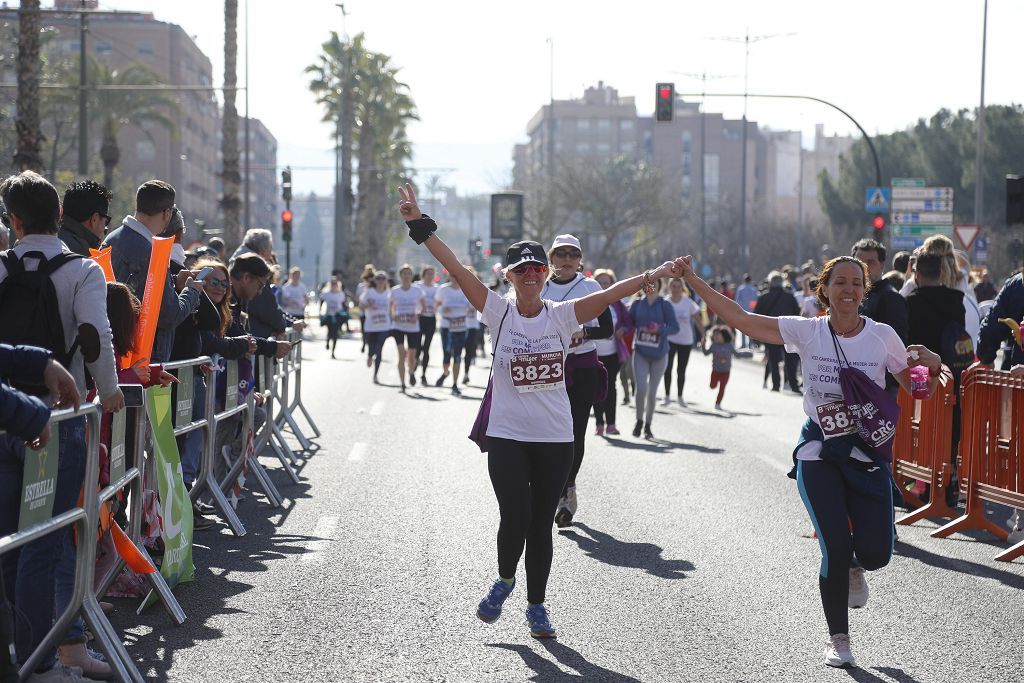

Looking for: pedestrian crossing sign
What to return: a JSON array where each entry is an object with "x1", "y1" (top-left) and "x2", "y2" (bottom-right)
[{"x1": 865, "y1": 187, "x2": 890, "y2": 213}]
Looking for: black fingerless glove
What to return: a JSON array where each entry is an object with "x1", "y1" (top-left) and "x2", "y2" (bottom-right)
[{"x1": 407, "y1": 214, "x2": 437, "y2": 245}]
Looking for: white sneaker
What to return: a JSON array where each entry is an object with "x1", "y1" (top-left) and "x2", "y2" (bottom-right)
[
  {"x1": 823, "y1": 633, "x2": 856, "y2": 668},
  {"x1": 848, "y1": 567, "x2": 869, "y2": 608},
  {"x1": 677, "y1": 397, "x2": 687, "y2": 407},
  {"x1": 662, "y1": 396, "x2": 671, "y2": 406}
]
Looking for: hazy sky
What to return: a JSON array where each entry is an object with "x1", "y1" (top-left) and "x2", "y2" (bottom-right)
[{"x1": 99, "y1": 0, "x2": 1022, "y2": 197}]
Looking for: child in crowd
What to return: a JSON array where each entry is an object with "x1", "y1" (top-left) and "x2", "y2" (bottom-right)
[{"x1": 703, "y1": 325, "x2": 735, "y2": 410}]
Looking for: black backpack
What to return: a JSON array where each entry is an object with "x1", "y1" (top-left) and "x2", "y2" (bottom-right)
[
  {"x1": 939, "y1": 318, "x2": 975, "y2": 379},
  {"x1": 0, "y1": 249, "x2": 83, "y2": 395}
]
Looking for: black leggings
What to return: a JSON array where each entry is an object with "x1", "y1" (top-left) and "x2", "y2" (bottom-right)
[
  {"x1": 664, "y1": 343, "x2": 692, "y2": 397},
  {"x1": 326, "y1": 319, "x2": 342, "y2": 351},
  {"x1": 593, "y1": 353, "x2": 621, "y2": 426},
  {"x1": 464, "y1": 328, "x2": 479, "y2": 367},
  {"x1": 488, "y1": 438, "x2": 573, "y2": 604},
  {"x1": 797, "y1": 458, "x2": 894, "y2": 636},
  {"x1": 564, "y1": 364, "x2": 600, "y2": 493},
  {"x1": 418, "y1": 316, "x2": 436, "y2": 372},
  {"x1": 364, "y1": 331, "x2": 388, "y2": 376}
]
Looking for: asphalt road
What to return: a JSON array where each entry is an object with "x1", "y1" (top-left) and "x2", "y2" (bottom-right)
[{"x1": 109, "y1": 328, "x2": 1024, "y2": 683}]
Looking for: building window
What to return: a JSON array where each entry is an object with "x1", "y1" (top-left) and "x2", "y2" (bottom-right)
[
  {"x1": 136, "y1": 140, "x2": 156, "y2": 161},
  {"x1": 597, "y1": 142, "x2": 611, "y2": 155},
  {"x1": 137, "y1": 41, "x2": 154, "y2": 56},
  {"x1": 577, "y1": 119, "x2": 590, "y2": 131},
  {"x1": 576, "y1": 142, "x2": 591, "y2": 154},
  {"x1": 620, "y1": 142, "x2": 635, "y2": 156},
  {"x1": 597, "y1": 119, "x2": 611, "y2": 131},
  {"x1": 620, "y1": 119, "x2": 634, "y2": 131},
  {"x1": 682, "y1": 131, "x2": 692, "y2": 153},
  {"x1": 704, "y1": 153, "x2": 720, "y2": 198},
  {"x1": 95, "y1": 41, "x2": 112, "y2": 54}
]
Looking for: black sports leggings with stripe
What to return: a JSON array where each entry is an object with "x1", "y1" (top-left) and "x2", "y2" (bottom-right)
[
  {"x1": 796, "y1": 458, "x2": 894, "y2": 636},
  {"x1": 488, "y1": 438, "x2": 573, "y2": 605},
  {"x1": 664, "y1": 342, "x2": 692, "y2": 397}
]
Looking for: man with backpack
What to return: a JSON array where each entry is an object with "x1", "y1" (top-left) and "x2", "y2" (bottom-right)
[
  {"x1": 0, "y1": 171, "x2": 122, "y2": 682},
  {"x1": 101, "y1": 180, "x2": 204, "y2": 363}
]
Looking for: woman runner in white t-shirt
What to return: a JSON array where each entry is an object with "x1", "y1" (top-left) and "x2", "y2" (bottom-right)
[
  {"x1": 359, "y1": 270, "x2": 392, "y2": 384},
  {"x1": 415, "y1": 265, "x2": 438, "y2": 385},
  {"x1": 399, "y1": 183, "x2": 686, "y2": 640},
  {"x1": 678, "y1": 254, "x2": 943, "y2": 669},
  {"x1": 390, "y1": 264, "x2": 425, "y2": 392},
  {"x1": 663, "y1": 277, "x2": 703, "y2": 406}
]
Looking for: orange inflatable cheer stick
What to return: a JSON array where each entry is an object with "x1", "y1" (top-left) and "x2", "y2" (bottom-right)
[
  {"x1": 123, "y1": 236, "x2": 173, "y2": 368},
  {"x1": 88, "y1": 246, "x2": 115, "y2": 283}
]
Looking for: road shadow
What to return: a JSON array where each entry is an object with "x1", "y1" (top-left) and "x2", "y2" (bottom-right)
[
  {"x1": 404, "y1": 392, "x2": 443, "y2": 402},
  {"x1": 894, "y1": 539, "x2": 1024, "y2": 589},
  {"x1": 606, "y1": 438, "x2": 724, "y2": 455},
  {"x1": 558, "y1": 522, "x2": 694, "y2": 579},
  {"x1": 486, "y1": 641, "x2": 641, "y2": 682},
  {"x1": 683, "y1": 407, "x2": 763, "y2": 419},
  {"x1": 871, "y1": 667, "x2": 927, "y2": 683}
]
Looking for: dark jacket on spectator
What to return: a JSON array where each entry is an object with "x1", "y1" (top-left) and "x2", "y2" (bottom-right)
[
  {"x1": 0, "y1": 344, "x2": 52, "y2": 441},
  {"x1": 247, "y1": 285, "x2": 295, "y2": 339},
  {"x1": 906, "y1": 286, "x2": 966, "y2": 354},
  {"x1": 977, "y1": 272, "x2": 1024, "y2": 367},
  {"x1": 169, "y1": 261, "x2": 222, "y2": 361},
  {"x1": 861, "y1": 278, "x2": 909, "y2": 343},
  {"x1": 58, "y1": 217, "x2": 101, "y2": 257},
  {"x1": 756, "y1": 286, "x2": 800, "y2": 318}
]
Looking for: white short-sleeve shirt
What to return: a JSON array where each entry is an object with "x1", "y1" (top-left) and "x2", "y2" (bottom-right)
[
  {"x1": 542, "y1": 274, "x2": 603, "y2": 355},
  {"x1": 666, "y1": 295, "x2": 701, "y2": 346},
  {"x1": 778, "y1": 315, "x2": 908, "y2": 462},
  {"x1": 359, "y1": 288, "x2": 392, "y2": 332},
  {"x1": 437, "y1": 284, "x2": 471, "y2": 332},
  {"x1": 390, "y1": 285, "x2": 424, "y2": 332},
  {"x1": 483, "y1": 290, "x2": 581, "y2": 443},
  {"x1": 416, "y1": 282, "x2": 438, "y2": 317}
]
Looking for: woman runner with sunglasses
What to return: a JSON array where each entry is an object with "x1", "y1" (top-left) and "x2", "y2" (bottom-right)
[
  {"x1": 398, "y1": 183, "x2": 685, "y2": 640},
  {"x1": 359, "y1": 270, "x2": 392, "y2": 384},
  {"x1": 677, "y1": 253, "x2": 942, "y2": 668},
  {"x1": 542, "y1": 235, "x2": 612, "y2": 528}
]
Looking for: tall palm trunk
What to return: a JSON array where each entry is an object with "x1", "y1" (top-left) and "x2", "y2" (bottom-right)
[
  {"x1": 221, "y1": 0, "x2": 242, "y2": 251},
  {"x1": 100, "y1": 119, "x2": 119, "y2": 189},
  {"x1": 337, "y1": 68, "x2": 355, "y2": 273},
  {"x1": 14, "y1": 0, "x2": 42, "y2": 172},
  {"x1": 352, "y1": 119, "x2": 377, "y2": 273}
]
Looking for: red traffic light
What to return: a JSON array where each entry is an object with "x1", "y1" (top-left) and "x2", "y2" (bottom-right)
[
  {"x1": 872, "y1": 215, "x2": 886, "y2": 230},
  {"x1": 659, "y1": 86, "x2": 672, "y2": 100},
  {"x1": 281, "y1": 210, "x2": 293, "y2": 223}
]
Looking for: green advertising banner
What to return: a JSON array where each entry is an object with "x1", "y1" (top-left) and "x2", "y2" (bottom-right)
[
  {"x1": 19, "y1": 423, "x2": 58, "y2": 531},
  {"x1": 145, "y1": 385, "x2": 194, "y2": 595}
]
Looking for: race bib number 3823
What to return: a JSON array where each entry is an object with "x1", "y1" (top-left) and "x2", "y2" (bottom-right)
[
  {"x1": 510, "y1": 352, "x2": 564, "y2": 393},
  {"x1": 815, "y1": 399, "x2": 856, "y2": 439}
]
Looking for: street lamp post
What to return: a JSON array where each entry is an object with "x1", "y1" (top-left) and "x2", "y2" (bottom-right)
[{"x1": 974, "y1": 0, "x2": 988, "y2": 227}]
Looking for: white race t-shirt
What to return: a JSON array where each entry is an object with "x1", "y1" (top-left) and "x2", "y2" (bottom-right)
[
  {"x1": 779, "y1": 315, "x2": 908, "y2": 462},
  {"x1": 665, "y1": 296, "x2": 701, "y2": 345},
  {"x1": 594, "y1": 305, "x2": 619, "y2": 357},
  {"x1": 320, "y1": 290, "x2": 347, "y2": 315},
  {"x1": 416, "y1": 282, "x2": 438, "y2": 317},
  {"x1": 390, "y1": 285, "x2": 424, "y2": 332},
  {"x1": 483, "y1": 290, "x2": 581, "y2": 443},
  {"x1": 280, "y1": 282, "x2": 307, "y2": 317},
  {"x1": 437, "y1": 284, "x2": 471, "y2": 333},
  {"x1": 359, "y1": 288, "x2": 392, "y2": 332},
  {"x1": 542, "y1": 274, "x2": 603, "y2": 355}
]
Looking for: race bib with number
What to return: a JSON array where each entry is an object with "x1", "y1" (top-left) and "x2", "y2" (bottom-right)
[
  {"x1": 370, "y1": 312, "x2": 388, "y2": 326},
  {"x1": 635, "y1": 329, "x2": 660, "y2": 348},
  {"x1": 448, "y1": 316, "x2": 467, "y2": 332},
  {"x1": 394, "y1": 313, "x2": 417, "y2": 326},
  {"x1": 815, "y1": 399, "x2": 856, "y2": 439},
  {"x1": 509, "y1": 352, "x2": 565, "y2": 393}
]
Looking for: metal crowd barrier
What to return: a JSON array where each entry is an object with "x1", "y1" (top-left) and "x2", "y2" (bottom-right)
[{"x1": 0, "y1": 404, "x2": 142, "y2": 682}]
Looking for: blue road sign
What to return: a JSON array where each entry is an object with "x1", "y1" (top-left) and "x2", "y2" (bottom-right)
[{"x1": 865, "y1": 187, "x2": 890, "y2": 213}]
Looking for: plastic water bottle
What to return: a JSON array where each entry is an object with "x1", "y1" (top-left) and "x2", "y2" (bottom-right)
[{"x1": 910, "y1": 365, "x2": 930, "y2": 400}]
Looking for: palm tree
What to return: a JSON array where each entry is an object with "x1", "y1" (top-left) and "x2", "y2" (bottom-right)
[
  {"x1": 85, "y1": 59, "x2": 177, "y2": 188},
  {"x1": 14, "y1": 0, "x2": 43, "y2": 172},
  {"x1": 221, "y1": 0, "x2": 241, "y2": 249}
]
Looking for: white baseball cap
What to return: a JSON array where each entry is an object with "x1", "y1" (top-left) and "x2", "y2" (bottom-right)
[{"x1": 550, "y1": 234, "x2": 582, "y2": 252}]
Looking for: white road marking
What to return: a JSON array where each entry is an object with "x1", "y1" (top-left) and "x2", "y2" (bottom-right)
[
  {"x1": 348, "y1": 442, "x2": 367, "y2": 461},
  {"x1": 370, "y1": 401, "x2": 385, "y2": 416},
  {"x1": 302, "y1": 515, "x2": 340, "y2": 565}
]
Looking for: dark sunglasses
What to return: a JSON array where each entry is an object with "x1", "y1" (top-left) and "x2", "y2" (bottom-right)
[
  {"x1": 552, "y1": 248, "x2": 581, "y2": 259},
  {"x1": 101, "y1": 213, "x2": 112, "y2": 227},
  {"x1": 511, "y1": 263, "x2": 547, "y2": 275},
  {"x1": 206, "y1": 276, "x2": 229, "y2": 288}
]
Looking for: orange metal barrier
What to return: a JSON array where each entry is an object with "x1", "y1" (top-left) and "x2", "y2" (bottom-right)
[
  {"x1": 932, "y1": 367, "x2": 1024, "y2": 562},
  {"x1": 892, "y1": 366, "x2": 960, "y2": 526}
]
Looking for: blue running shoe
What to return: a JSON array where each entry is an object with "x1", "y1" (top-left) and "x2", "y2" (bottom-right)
[
  {"x1": 527, "y1": 603, "x2": 556, "y2": 639},
  {"x1": 477, "y1": 579, "x2": 515, "y2": 623}
]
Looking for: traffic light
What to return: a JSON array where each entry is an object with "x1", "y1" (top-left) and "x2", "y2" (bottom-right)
[
  {"x1": 281, "y1": 168, "x2": 292, "y2": 202},
  {"x1": 655, "y1": 82, "x2": 674, "y2": 123},
  {"x1": 281, "y1": 209, "x2": 293, "y2": 242},
  {"x1": 872, "y1": 215, "x2": 886, "y2": 233}
]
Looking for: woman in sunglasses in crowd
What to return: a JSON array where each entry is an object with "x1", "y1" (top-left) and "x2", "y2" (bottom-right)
[
  {"x1": 398, "y1": 183, "x2": 685, "y2": 640},
  {"x1": 541, "y1": 235, "x2": 613, "y2": 528}
]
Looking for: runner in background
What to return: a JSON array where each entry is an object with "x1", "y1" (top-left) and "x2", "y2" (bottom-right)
[
  {"x1": 319, "y1": 276, "x2": 348, "y2": 359},
  {"x1": 280, "y1": 266, "x2": 309, "y2": 321},
  {"x1": 390, "y1": 264, "x2": 424, "y2": 391},
  {"x1": 416, "y1": 265, "x2": 438, "y2": 385},
  {"x1": 592, "y1": 269, "x2": 633, "y2": 436},
  {"x1": 359, "y1": 270, "x2": 392, "y2": 384},
  {"x1": 435, "y1": 272, "x2": 471, "y2": 395},
  {"x1": 542, "y1": 235, "x2": 612, "y2": 529},
  {"x1": 463, "y1": 267, "x2": 481, "y2": 385},
  {"x1": 663, "y1": 277, "x2": 703, "y2": 407},
  {"x1": 735, "y1": 274, "x2": 758, "y2": 348},
  {"x1": 356, "y1": 264, "x2": 375, "y2": 355},
  {"x1": 629, "y1": 279, "x2": 679, "y2": 438},
  {"x1": 702, "y1": 325, "x2": 735, "y2": 410}
]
